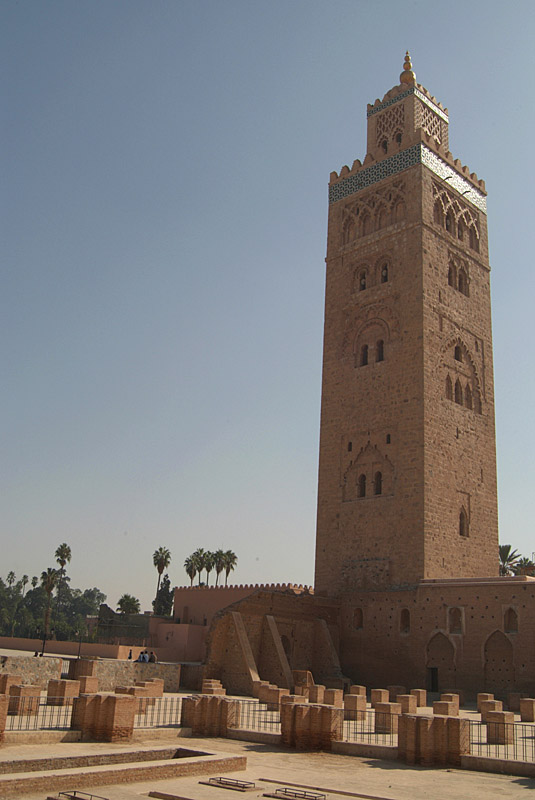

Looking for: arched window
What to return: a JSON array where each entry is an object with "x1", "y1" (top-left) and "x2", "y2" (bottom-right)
[
  {"x1": 445, "y1": 374, "x2": 453, "y2": 400},
  {"x1": 374, "y1": 471, "x2": 382, "y2": 495},
  {"x1": 381, "y1": 263, "x2": 389, "y2": 283},
  {"x1": 465, "y1": 385, "x2": 473, "y2": 410},
  {"x1": 376, "y1": 340, "x2": 384, "y2": 362},
  {"x1": 469, "y1": 226, "x2": 479, "y2": 252},
  {"x1": 343, "y1": 217, "x2": 356, "y2": 244},
  {"x1": 395, "y1": 132, "x2": 402, "y2": 145},
  {"x1": 359, "y1": 271, "x2": 367, "y2": 291},
  {"x1": 381, "y1": 140, "x2": 388, "y2": 154},
  {"x1": 377, "y1": 208, "x2": 388, "y2": 229},
  {"x1": 445, "y1": 211, "x2": 454, "y2": 234},
  {"x1": 458, "y1": 269, "x2": 468, "y2": 296},
  {"x1": 448, "y1": 607, "x2": 462, "y2": 634},
  {"x1": 434, "y1": 202, "x2": 444, "y2": 227},
  {"x1": 457, "y1": 220, "x2": 464, "y2": 241},
  {"x1": 459, "y1": 507, "x2": 469, "y2": 537},
  {"x1": 361, "y1": 214, "x2": 372, "y2": 236},
  {"x1": 454, "y1": 345, "x2": 462, "y2": 362},
  {"x1": 357, "y1": 474, "x2": 366, "y2": 498},
  {"x1": 448, "y1": 265, "x2": 455, "y2": 287},
  {"x1": 354, "y1": 608, "x2": 363, "y2": 629},
  {"x1": 360, "y1": 344, "x2": 368, "y2": 366},
  {"x1": 400, "y1": 609, "x2": 410, "y2": 634},
  {"x1": 504, "y1": 608, "x2": 518, "y2": 633},
  {"x1": 454, "y1": 379, "x2": 463, "y2": 405}
]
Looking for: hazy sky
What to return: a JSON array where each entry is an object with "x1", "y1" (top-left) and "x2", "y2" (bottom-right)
[{"x1": 2, "y1": 1, "x2": 534, "y2": 612}]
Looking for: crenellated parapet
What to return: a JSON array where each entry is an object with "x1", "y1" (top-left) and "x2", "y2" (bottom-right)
[
  {"x1": 174, "y1": 582, "x2": 314, "y2": 593},
  {"x1": 367, "y1": 82, "x2": 448, "y2": 120},
  {"x1": 329, "y1": 127, "x2": 486, "y2": 213}
]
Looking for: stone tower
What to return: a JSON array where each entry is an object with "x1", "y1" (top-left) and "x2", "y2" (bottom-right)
[{"x1": 314, "y1": 54, "x2": 498, "y2": 596}]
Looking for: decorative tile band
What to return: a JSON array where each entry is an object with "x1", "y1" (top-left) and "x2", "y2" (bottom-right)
[
  {"x1": 329, "y1": 144, "x2": 487, "y2": 214},
  {"x1": 367, "y1": 87, "x2": 449, "y2": 123}
]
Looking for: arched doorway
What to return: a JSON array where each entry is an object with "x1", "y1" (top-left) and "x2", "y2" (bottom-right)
[
  {"x1": 426, "y1": 632, "x2": 456, "y2": 692},
  {"x1": 484, "y1": 631, "x2": 514, "y2": 692}
]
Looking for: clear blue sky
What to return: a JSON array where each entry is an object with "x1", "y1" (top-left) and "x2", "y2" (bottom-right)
[{"x1": 2, "y1": 0, "x2": 534, "y2": 611}]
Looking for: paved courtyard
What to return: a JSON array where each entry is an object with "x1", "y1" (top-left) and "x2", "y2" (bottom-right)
[{"x1": 0, "y1": 733, "x2": 532, "y2": 800}]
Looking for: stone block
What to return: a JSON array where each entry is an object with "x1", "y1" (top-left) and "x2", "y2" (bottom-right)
[
  {"x1": 433, "y1": 700, "x2": 458, "y2": 717},
  {"x1": 410, "y1": 688, "x2": 427, "y2": 707},
  {"x1": 79, "y1": 676, "x2": 99, "y2": 694},
  {"x1": 374, "y1": 701, "x2": 401, "y2": 733},
  {"x1": 292, "y1": 670, "x2": 314, "y2": 687},
  {"x1": 519, "y1": 698, "x2": 535, "y2": 722},
  {"x1": 344, "y1": 693, "x2": 366, "y2": 721},
  {"x1": 0, "y1": 675, "x2": 22, "y2": 695},
  {"x1": 0, "y1": 695, "x2": 8, "y2": 743},
  {"x1": 252, "y1": 680, "x2": 269, "y2": 699},
  {"x1": 266, "y1": 686, "x2": 290, "y2": 711},
  {"x1": 477, "y1": 692, "x2": 494, "y2": 712},
  {"x1": 397, "y1": 694, "x2": 417, "y2": 714},
  {"x1": 480, "y1": 699, "x2": 503, "y2": 722},
  {"x1": 47, "y1": 679, "x2": 80, "y2": 706},
  {"x1": 309, "y1": 684, "x2": 325, "y2": 704},
  {"x1": 349, "y1": 684, "x2": 366, "y2": 696},
  {"x1": 323, "y1": 688, "x2": 343, "y2": 708},
  {"x1": 486, "y1": 711, "x2": 514, "y2": 745},
  {"x1": 8, "y1": 685, "x2": 40, "y2": 716},
  {"x1": 294, "y1": 685, "x2": 310, "y2": 698},
  {"x1": 440, "y1": 693, "x2": 460, "y2": 714},
  {"x1": 371, "y1": 688, "x2": 389, "y2": 708}
]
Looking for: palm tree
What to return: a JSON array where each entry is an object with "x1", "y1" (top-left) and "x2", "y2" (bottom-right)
[
  {"x1": 499, "y1": 544, "x2": 521, "y2": 576},
  {"x1": 214, "y1": 549, "x2": 225, "y2": 586},
  {"x1": 116, "y1": 594, "x2": 140, "y2": 614},
  {"x1": 20, "y1": 575, "x2": 29, "y2": 597},
  {"x1": 41, "y1": 568, "x2": 59, "y2": 650},
  {"x1": 205, "y1": 551, "x2": 217, "y2": 585},
  {"x1": 513, "y1": 557, "x2": 535, "y2": 577},
  {"x1": 153, "y1": 547, "x2": 171, "y2": 601},
  {"x1": 7, "y1": 571, "x2": 15, "y2": 588},
  {"x1": 223, "y1": 550, "x2": 238, "y2": 586},
  {"x1": 31, "y1": 576, "x2": 38, "y2": 589},
  {"x1": 55, "y1": 543, "x2": 72, "y2": 617},
  {"x1": 184, "y1": 556, "x2": 197, "y2": 586},
  {"x1": 192, "y1": 548, "x2": 206, "y2": 586}
]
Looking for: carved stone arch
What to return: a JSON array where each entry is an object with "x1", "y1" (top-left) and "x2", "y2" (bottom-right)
[
  {"x1": 342, "y1": 210, "x2": 357, "y2": 245},
  {"x1": 375, "y1": 204, "x2": 390, "y2": 230},
  {"x1": 353, "y1": 317, "x2": 390, "y2": 367},
  {"x1": 484, "y1": 630, "x2": 514, "y2": 692},
  {"x1": 352, "y1": 262, "x2": 372, "y2": 293},
  {"x1": 440, "y1": 336, "x2": 483, "y2": 411},
  {"x1": 426, "y1": 632, "x2": 456, "y2": 691},
  {"x1": 374, "y1": 254, "x2": 393, "y2": 285},
  {"x1": 342, "y1": 442, "x2": 394, "y2": 502}
]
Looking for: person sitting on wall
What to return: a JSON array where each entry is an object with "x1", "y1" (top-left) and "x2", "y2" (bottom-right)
[
  {"x1": 148, "y1": 651, "x2": 157, "y2": 663},
  {"x1": 136, "y1": 651, "x2": 145, "y2": 662}
]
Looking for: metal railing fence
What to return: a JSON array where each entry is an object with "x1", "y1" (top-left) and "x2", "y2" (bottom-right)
[
  {"x1": 6, "y1": 697, "x2": 73, "y2": 731},
  {"x1": 232, "y1": 700, "x2": 281, "y2": 733},
  {"x1": 133, "y1": 694, "x2": 183, "y2": 728},
  {"x1": 469, "y1": 719, "x2": 535, "y2": 763}
]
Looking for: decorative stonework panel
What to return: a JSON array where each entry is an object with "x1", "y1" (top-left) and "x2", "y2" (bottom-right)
[
  {"x1": 330, "y1": 144, "x2": 487, "y2": 214},
  {"x1": 375, "y1": 104, "x2": 405, "y2": 147},
  {"x1": 367, "y1": 87, "x2": 449, "y2": 123}
]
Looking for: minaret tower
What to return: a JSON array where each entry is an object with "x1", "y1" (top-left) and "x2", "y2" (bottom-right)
[{"x1": 314, "y1": 54, "x2": 498, "y2": 595}]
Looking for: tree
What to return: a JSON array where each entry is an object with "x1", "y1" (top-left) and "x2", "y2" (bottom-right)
[
  {"x1": 41, "y1": 568, "x2": 59, "y2": 645},
  {"x1": 192, "y1": 548, "x2": 206, "y2": 586},
  {"x1": 55, "y1": 543, "x2": 72, "y2": 617},
  {"x1": 20, "y1": 575, "x2": 29, "y2": 598},
  {"x1": 204, "y1": 551, "x2": 215, "y2": 585},
  {"x1": 223, "y1": 550, "x2": 238, "y2": 586},
  {"x1": 116, "y1": 594, "x2": 140, "y2": 614},
  {"x1": 31, "y1": 576, "x2": 38, "y2": 588},
  {"x1": 499, "y1": 544, "x2": 521, "y2": 576},
  {"x1": 153, "y1": 547, "x2": 171, "y2": 601},
  {"x1": 153, "y1": 574, "x2": 173, "y2": 616},
  {"x1": 214, "y1": 549, "x2": 225, "y2": 586},
  {"x1": 7, "y1": 571, "x2": 15, "y2": 588},
  {"x1": 513, "y1": 557, "x2": 535, "y2": 577},
  {"x1": 184, "y1": 556, "x2": 197, "y2": 586}
]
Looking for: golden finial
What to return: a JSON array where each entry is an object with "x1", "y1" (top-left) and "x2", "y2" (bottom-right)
[{"x1": 400, "y1": 50, "x2": 416, "y2": 85}]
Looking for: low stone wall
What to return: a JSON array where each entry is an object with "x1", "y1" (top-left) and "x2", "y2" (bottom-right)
[
  {"x1": 0, "y1": 656, "x2": 61, "y2": 689},
  {"x1": 68, "y1": 659, "x2": 181, "y2": 692}
]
